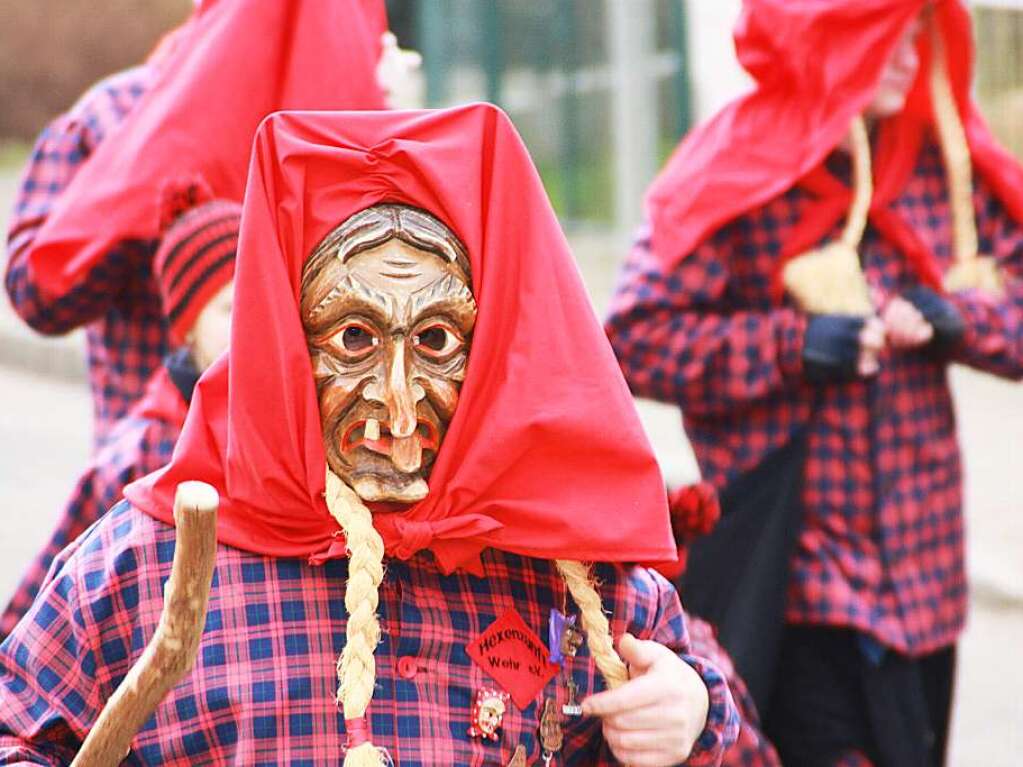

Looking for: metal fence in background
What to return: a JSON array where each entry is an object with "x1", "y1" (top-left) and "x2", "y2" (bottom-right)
[{"x1": 388, "y1": 0, "x2": 691, "y2": 232}]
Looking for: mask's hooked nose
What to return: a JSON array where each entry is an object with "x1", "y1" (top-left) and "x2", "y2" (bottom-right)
[
  {"x1": 366, "y1": 337, "x2": 426, "y2": 472},
  {"x1": 387, "y1": 338, "x2": 423, "y2": 438}
]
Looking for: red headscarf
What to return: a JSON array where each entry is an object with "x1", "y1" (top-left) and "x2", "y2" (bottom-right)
[
  {"x1": 646, "y1": 0, "x2": 1023, "y2": 279},
  {"x1": 132, "y1": 368, "x2": 191, "y2": 429},
  {"x1": 125, "y1": 105, "x2": 676, "y2": 574},
  {"x1": 26, "y1": 0, "x2": 388, "y2": 300}
]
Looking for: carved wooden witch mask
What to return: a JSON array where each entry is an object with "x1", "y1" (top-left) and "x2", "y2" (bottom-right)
[{"x1": 300, "y1": 204, "x2": 477, "y2": 504}]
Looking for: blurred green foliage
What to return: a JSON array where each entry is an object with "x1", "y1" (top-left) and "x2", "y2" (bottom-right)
[{"x1": 409, "y1": 0, "x2": 690, "y2": 225}]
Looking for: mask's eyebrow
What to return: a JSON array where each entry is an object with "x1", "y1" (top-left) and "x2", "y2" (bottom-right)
[
  {"x1": 410, "y1": 274, "x2": 477, "y2": 328},
  {"x1": 308, "y1": 273, "x2": 391, "y2": 324}
]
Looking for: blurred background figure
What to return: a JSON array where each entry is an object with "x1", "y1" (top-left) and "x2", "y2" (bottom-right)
[
  {"x1": 0, "y1": 1, "x2": 1020, "y2": 764},
  {"x1": 5, "y1": 17, "x2": 186, "y2": 454},
  {"x1": 0, "y1": 198, "x2": 240, "y2": 638},
  {"x1": 3, "y1": 0, "x2": 390, "y2": 459},
  {"x1": 607, "y1": 1, "x2": 1023, "y2": 765}
]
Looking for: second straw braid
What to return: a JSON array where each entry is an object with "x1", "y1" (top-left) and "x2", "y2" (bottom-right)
[{"x1": 555, "y1": 559, "x2": 630, "y2": 689}]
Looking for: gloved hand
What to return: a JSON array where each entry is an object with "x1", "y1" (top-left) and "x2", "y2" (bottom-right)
[
  {"x1": 803, "y1": 314, "x2": 884, "y2": 383},
  {"x1": 901, "y1": 285, "x2": 966, "y2": 353}
]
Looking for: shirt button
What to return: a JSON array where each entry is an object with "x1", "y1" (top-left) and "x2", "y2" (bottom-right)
[{"x1": 397, "y1": 656, "x2": 419, "y2": 680}]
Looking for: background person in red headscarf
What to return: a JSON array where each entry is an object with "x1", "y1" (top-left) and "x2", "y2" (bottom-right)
[
  {"x1": 606, "y1": 1, "x2": 1023, "y2": 765},
  {"x1": 0, "y1": 198, "x2": 240, "y2": 639},
  {"x1": 3, "y1": 0, "x2": 391, "y2": 453},
  {"x1": 0, "y1": 105, "x2": 740, "y2": 766}
]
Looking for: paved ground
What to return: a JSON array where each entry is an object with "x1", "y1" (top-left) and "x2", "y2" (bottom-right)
[
  {"x1": 0, "y1": 364, "x2": 91, "y2": 603},
  {"x1": 0, "y1": 185, "x2": 1020, "y2": 763}
]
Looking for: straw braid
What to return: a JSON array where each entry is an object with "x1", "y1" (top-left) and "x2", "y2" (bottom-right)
[
  {"x1": 555, "y1": 560, "x2": 629, "y2": 689},
  {"x1": 929, "y1": 10, "x2": 977, "y2": 265},
  {"x1": 928, "y1": 10, "x2": 1004, "y2": 295},
  {"x1": 325, "y1": 469, "x2": 387, "y2": 766},
  {"x1": 840, "y1": 116, "x2": 873, "y2": 251},
  {"x1": 781, "y1": 115, "x2": 875, "y2": 316}
]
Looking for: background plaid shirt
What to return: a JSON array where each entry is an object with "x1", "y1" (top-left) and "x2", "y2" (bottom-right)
[
  {"x1": 0, "y1": 503, "x2": 739, "y2": 766},
  {"x1": 5, "y1": 67, "x2": 166, "y2": 451},
  {"x1": 606, "y1": 140, "x2": 1023, "y2": 657},
  {"x1": 687, "y1": 616, "x2": 780, "y2": 767}
]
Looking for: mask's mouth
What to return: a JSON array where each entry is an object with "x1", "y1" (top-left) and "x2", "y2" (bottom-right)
[
  {"x1": 333, "y1": 417, "x2": 437, "y2": 503},
  {"x1": 341, "y1": 418, "x2": 439, "y2": 457}
]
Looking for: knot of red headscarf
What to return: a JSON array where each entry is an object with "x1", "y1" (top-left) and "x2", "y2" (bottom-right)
[
  {"x1": 390, "y1": 520, "x2": 435, "y2": 560},
  {"x1": 306, "y1": 510, "x2": 504, "y2": 569},
  {"x1": 375, "y1": 513, "x2": 503, "y2": 563}
]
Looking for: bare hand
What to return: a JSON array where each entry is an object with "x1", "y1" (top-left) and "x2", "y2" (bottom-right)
[
  {"x1": 882, "y1": 296, "x2": 933, "y2": 349},
  {"x1": 858, "y1": 315, "x2": 886, "y2": 376},
  {"x1": 582, "y1": 634, "x2": 709, "y2": 767}
]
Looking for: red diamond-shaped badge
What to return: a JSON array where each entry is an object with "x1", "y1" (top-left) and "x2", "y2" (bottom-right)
[{"x1": 466, "y1": 608, "x2": 560, "y2": 710}]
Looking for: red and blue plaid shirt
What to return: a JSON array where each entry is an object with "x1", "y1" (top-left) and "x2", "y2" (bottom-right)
[
  {"x1": 0, "y1": 502, "x2": 739, "y2": 766},
  {"x1": 5, "y1": 67, "x2": 166, "y2": 451},
  {"x1": 606, "y1": 140, "x2": 1023, "y2": 657}
]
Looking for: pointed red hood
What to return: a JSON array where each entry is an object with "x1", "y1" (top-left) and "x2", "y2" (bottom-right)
[
  {"x1": 26, "y1": 0, "x2": 388, "y2": 300},
  {"x1": 646, "y1": 0, "x2": 1023, "y2": 271},
  {"x1": 125, "y1": 105, "x2": 676, "y2": 574}
]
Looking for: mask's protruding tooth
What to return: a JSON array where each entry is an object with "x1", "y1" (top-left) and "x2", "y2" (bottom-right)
[{"x1": 364, "y1": 418, "x2": 381, "y2": 441}]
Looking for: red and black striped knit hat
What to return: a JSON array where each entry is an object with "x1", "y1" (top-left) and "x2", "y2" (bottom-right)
[{"x1": 154, "y1": 199, "x2": 242, "y2": 346}]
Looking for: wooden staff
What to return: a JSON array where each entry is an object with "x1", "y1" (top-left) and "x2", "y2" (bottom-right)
[{"x1": 71, "y1": 481, "x2": 219, "y2": 767}]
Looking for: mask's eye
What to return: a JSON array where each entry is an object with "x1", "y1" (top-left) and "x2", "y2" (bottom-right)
[
  {"x1": 329, "y1": 321, "x2": 380, "y2": 361},
  {"x1": 413, "y1": 323, "x2": 464, "y2": 360}
]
